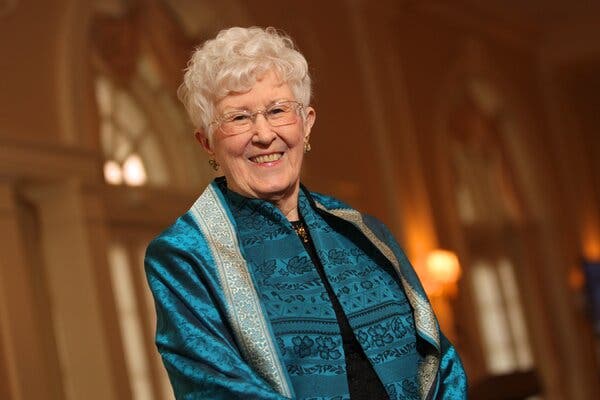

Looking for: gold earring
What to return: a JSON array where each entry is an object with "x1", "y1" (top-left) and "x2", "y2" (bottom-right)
[
  {"x1": 208, "y1": 158, "x2": 220, "y2": 171},
  {"x1": 304, "y1": 142, "x2": 311, "y2": 153}
]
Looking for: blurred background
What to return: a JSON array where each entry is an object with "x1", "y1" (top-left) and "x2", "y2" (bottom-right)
[{"x1": 1, "y1": 0, "x2": 599, "y2": 399}]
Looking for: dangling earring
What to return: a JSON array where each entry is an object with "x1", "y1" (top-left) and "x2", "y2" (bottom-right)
[
  {"x1": 304, "y1": 142, "x2": 311, "y2": 153},
  {"x1": 208, "y1": 158, "x2": 220, "y2": 171}
]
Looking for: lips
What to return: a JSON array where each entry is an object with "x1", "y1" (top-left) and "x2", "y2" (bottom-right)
[{"x1": 249, "y1": 153, "x2": 283, "y2": 163}]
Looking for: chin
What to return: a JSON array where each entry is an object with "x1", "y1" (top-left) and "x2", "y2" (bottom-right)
[{"x1": 253, "y1": 179, "x2": 297, "y2": 200}]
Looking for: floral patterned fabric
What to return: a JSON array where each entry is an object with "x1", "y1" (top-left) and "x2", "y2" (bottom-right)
[
  {"x1": 145, "y1": 177, "x2": 467, "y2": 399},
  {"x1": 222, "y1": 183, "x2": 421, "y2": 399}
]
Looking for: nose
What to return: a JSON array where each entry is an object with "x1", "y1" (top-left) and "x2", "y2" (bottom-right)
[{"x1": 251, "y1": 113, "x2": 276, "y2": 144}]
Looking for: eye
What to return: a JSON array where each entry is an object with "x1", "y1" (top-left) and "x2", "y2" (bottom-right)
[
  {"x1": 225, "y1": 112, "x2": 251, "y2": 123},
  {"x1": 267, "y1": 104, "x2": 290, "y2": 117}
]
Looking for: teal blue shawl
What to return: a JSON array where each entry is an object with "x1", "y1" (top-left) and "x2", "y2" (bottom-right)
[{"x1": 145, "y1": 178, "x2": 466, "y2": 399}]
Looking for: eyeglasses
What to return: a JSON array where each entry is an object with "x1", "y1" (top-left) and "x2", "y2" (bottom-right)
[{"x1": 211, "y1": 100, "x2": 305, "y2": 135}]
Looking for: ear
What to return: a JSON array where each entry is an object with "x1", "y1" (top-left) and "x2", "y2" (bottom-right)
[
  {"x1": 195, "y1": 130, "x2": 214, "y2": 156},
  {"x1": 303, "y1": 106, "x2": 316, "y2": 142}
]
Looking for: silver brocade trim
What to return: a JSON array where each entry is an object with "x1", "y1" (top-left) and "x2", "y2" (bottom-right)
[
  {"x1": 189, "y1": 185, "x2": 292, "y2": 398},
  {"x1": 419, "y1": 353, "x2": 439, "y2": 400},
  {"x1": 315, "y1": 203, "x2": 440, "y2": 400}
]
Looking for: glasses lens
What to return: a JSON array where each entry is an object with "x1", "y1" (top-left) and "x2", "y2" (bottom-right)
[
  {"x1": 220, "y1": 111, "x2": 252, "y2": 135},
  {"x1": 266, "y1": 102, "x2": 297, "y2": 126}
]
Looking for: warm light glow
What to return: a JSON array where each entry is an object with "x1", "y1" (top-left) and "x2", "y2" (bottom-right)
[
  {"x1": 123, "y1": 154, "x2": 147, "y2": 186},
  {"x1": 104, "y1": 160, "x2": 123, "y2": 185},
  {"x1": 583, "y1": 223, "x2": 600, "y2": 261},
  {"x1": 426, "y1": 249, "x2": 462, "y2": 285},
  {"x1": 581, "y1": 208, "x2": 600, "y2": 261},
  {"x1": 568, "y1": 265, "x2": 585, "y2": 291},
  {"x1": 403, "y1": 217, "x2": 438, "y2": 289}
]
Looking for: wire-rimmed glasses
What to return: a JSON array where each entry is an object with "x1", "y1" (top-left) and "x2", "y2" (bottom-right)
[{"x1": 210, "y1": 100, "x2": 305, "y2": 135}]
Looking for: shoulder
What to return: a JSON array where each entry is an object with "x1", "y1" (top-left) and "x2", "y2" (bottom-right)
[
  {"x1": 144, "y1": 209, "x2": 217, "y2": 285},
  {"x1": 308, "y1": 189, "x2": 392, "y2": 239},
  {"x1": 362, "y1": 213, "x2": 393, "y2": 241},
  {"x1": 307, "y1": 190, "x2": 352, "y2": 210},
  {"x1": 146, "y1": 211, "x2": 203, "y2": 257},
  {"x1": 146, "y1": 181, "x2": 222, "y2": 259}
]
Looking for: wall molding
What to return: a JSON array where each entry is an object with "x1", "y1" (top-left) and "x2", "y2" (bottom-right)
[{"x1": 0, "y1": 137, "x2": 101, "y2": 182}]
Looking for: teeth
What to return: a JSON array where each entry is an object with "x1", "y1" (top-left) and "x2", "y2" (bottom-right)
[{"x1": 251, "y1": 153, "x2": 282, "y2": 163}]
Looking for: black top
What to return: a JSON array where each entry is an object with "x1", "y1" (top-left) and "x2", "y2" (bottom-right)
[{"x1": 290, "y1": 219, "x2": 389, "y2": 400}]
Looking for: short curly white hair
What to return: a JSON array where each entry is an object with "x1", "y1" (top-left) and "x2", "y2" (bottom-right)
[{"x1": 177, "y1": 26, "x2": 312, "y2": 136}]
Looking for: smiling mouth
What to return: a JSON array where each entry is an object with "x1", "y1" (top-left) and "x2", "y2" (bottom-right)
[{"x1": 249, "y1": 153, "x2": 283, "y2": 163}]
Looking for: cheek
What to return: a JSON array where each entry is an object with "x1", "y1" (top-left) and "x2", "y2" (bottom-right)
[
  {"x1": 215, "y1": 138, "x2": 248, "y2": 160},
  {"x1": 285, "y1": 127, "x2": 308, "y2": 148}
]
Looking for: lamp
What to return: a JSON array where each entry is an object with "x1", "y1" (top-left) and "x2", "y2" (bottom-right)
[
  {"x1": 425, "y1": 249, "x2": 462, "y2": 341},
  {"x1": 426, "y1": 249, "x2": 462, "y2": 286}
]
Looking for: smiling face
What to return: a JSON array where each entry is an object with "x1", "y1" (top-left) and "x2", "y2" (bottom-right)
[{"x1": 196, "y1": 70, "x2": 315, "y2": 216}]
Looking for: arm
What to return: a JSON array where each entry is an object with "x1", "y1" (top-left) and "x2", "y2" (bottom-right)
[
  {"x1": 436, "y1": 334, "x2": 467, "y2": 399},
  {"x1": 145, "y1": 237, "x2": 288, "y2": 400}
]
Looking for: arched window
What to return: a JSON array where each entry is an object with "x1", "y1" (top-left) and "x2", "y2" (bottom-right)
[
  {"x1": 471, "y1": 257, "x2": 533, "y2": 373},
  {"x1": 95, "y1": 74, "x2": 169, "y2": 187},
  {"x1": 90, "y1": 10, "x2": 202, "y2": 399},
  {"x1": 449, "y1": 77, "x2": 534, "y2": 375}
]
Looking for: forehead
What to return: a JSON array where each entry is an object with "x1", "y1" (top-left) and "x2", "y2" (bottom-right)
[{"x1": 217, "y1": 70, "x2": 294, "y2": 111}]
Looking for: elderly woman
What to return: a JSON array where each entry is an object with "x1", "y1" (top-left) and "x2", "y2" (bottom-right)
[{"x1": 145, "y1": 27, "x2": 466, "y2": 400}]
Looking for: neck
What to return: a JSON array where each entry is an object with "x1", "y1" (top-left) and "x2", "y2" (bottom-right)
[
  {"x1": 263, "y1": 181, "x2": 301, "y2": 221},
  {"x1": 273, "y1": 194, "x2": 300, "y2": 221},
  {"x1": 222, "y1": 177, "x2": 301, "y2": 221}
]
